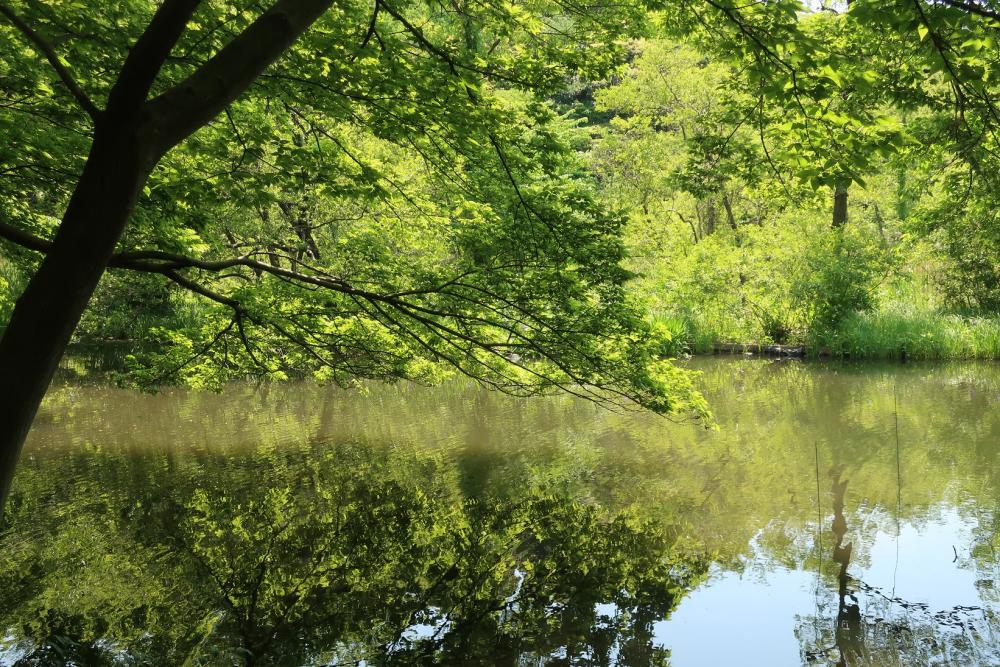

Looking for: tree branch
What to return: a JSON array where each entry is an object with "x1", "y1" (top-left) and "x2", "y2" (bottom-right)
[
  {"x1": 0, "y1": 2, "x2": 99, "y2": 120},
  {"x1": 377, "y1": 0, "x2": 531, "y2": 87},
  {"x1": 936, "y1": 0, "x2": 1000, "y2": 21},
  {"x1": 105, "y1": 0, "x2": 203, "y2": 114},
  {"x1": 359, "y1": 0, "x2": 379, "y2": 50},
  {"x1": 144, "y1": 0, "x2": 335, "y2": 154},
  {"x1": 162, "y1": 268, "x2": 242, "y2": 312},
  {"x1": 0, "y1": 218, "x2": 51, "y2": 254},
  {"x1": 0, "y1": 218, "x2": 656, "y2": 411}
]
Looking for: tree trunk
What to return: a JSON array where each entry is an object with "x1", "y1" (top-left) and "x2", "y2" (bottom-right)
[
  {"x1": 832, "y1": 183, "x2": 849, "y2": 228},
  {"x1": 704, "y1": 198, "x2": 718, "y2": 236},
  {"x1": 722, "y1": 194, "x2": 738, "y2": 233},
  {"x1": 0, "y1": 123, "x2": 153, "y2": 512}
]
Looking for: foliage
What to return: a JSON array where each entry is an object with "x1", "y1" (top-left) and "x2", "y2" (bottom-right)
[
  {"x1": 0, "y1": 0, "x2": 712, "y2": 420},
  {"x1": 914, "y1": 178, "x2": 1000, "y2": 314},
  {"x1": 75, "y1": 272, "x2": 195, "y2": 341},
  {"x1": 619, "y1": 212, "x2": 888, "y2": 347},
  {"x1": 794, "y1": 225, "x2": 894, "y2": 337},
  {"x1": 585, "y1": 21, "x2": 1000, "y2": 357},
  {"x1": 5, "y1": 0, "x2": 1000, "y2": 394}
]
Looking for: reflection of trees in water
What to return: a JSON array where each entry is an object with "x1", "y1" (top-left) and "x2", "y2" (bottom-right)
[
  {"x1": 13, "y1": 358, "x2": 1000, "y2": 664},
  {"x1": 0, "y1": 438, "x2": 706, "y2": 666},
  {"x1": 798, "y1": 473, "x2": 1000, "y2": 666},
  {"x1": 800, "y1": 577, "x2": 1000, "y2": 665}
]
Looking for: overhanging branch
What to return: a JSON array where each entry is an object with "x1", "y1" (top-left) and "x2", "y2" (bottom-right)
[
  {"x1": 0, "y1": 216, "x2": 651, "y2": 411},
  {"x1": 936, "y1": 0, "x2": 1000, "y2": 21},
  {"x1": 0, "y1": 218, "x2": 51, "y2": 254}
]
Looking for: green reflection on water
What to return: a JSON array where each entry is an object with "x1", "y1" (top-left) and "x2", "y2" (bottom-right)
[{"x1": 4, "y1": 358, "x2": 1000, "y2": 665}]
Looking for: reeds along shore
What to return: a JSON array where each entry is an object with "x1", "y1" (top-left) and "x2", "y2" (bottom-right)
[{"x1": 652, "y1": 310, "x2": 1000, "y2": 361}]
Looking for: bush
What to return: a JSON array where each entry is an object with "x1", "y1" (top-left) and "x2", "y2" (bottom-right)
[
  {"x1": 795, "y1": 224, "x2": 893, "y2": 340},
  {"x1": 633, "y1": 210, "x2": 891, "y2": 346}
]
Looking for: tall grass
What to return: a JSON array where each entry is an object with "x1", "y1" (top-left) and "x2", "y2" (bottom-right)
[
  {"x1": 814, "y1": 306, "x2": 1000, "y2": 360},
  {"x1": 811, "y1": 271, "x2": 1000, "y2": 360},
  {"x1": 650, "y1": 312, "x2": 720, "y2": 356},
  {"x1": 654, "y1": 301, "x2": 1000, "y2": 361}
]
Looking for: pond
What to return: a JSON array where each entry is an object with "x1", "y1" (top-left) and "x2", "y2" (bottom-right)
[{"x1": 2, "y1": 358, "x2": 1000, "y2": 665}]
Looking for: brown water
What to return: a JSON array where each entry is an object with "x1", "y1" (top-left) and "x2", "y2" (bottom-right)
[{"x1": 3, "y1": 358, "x2": 1000, "y2": 665}]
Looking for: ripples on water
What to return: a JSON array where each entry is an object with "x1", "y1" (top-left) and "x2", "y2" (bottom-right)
[{"x1": 3, "y1": 358, "x2": 1000, "y2": 665}]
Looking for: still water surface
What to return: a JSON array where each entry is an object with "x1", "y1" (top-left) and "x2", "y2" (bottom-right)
[{"x1": 3, "y1": 358, "x2": 1000, "y2": 665}]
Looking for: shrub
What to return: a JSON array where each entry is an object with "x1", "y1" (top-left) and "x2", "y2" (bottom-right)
[{"x1": 795, "y1": 224, "x2": 893, "y2": 340}]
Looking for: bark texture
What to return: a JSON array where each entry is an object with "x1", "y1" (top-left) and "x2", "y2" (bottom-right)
[
  {"x1": 0, "y1": 0, "x2": 336, "y2": 513},
  {"x1": 832, "y1": 184, "x2": 849, "y2": 228},
  {"x1": 0, "y1": 124, "x2": 154, "y2": 509}
]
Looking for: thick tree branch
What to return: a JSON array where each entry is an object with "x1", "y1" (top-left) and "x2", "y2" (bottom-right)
[
  {"x1": 0, "y1": 221, "x2": 343, "y2": 292},
  {"x1": 145, "y1": 0, "x2": 335, "y2": 154},
  {"x1": 0, "y1": 218, "x2": 51, "y2": 254},
  {"x1": 106, "y1": 0, "x2": 203, "y2": 114},
  {"x1": 0, "y1": 2, "x2": 99, "y2": 120}
]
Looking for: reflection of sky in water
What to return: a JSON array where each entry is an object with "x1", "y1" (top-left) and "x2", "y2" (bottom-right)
[
  {"x1": 863, "y1": 507, "x2": 979, "y2": 611},
  {"x1": 657, "y1": 566, "x2": 816, "y2": 666},
  {"x1": 657, "y1": 505, "x2": 1000, "y2": 666},
  {"x1": 0, "y1": 634, "x2": 27, "y2": 665}
]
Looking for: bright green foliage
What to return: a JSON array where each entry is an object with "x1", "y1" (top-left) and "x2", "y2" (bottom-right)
[
  {"x1": 0, "y1": 0, "x2": 715, "y2": 417},
  {"x1": 585, "y1": 2, "x2": 1000, "y2": 356},
  {"x1": 588, "y1": 36, "x2": 902, "y2": 348},
  {"x1": 816, "y1": 308, "x2": 1000, "y2": 359},
  {"x1": 634, "y1": 217, "x2": 890, "y2": 347},
  {"x1": 6, "y1": 0, "x2": 1000, "y2": 398},
  {"x1": 593, "y1": 41, "x2": 774, "y2": 244},
  {"x1": 794, "y1": 226, "x2": 894, "y2": 337}
]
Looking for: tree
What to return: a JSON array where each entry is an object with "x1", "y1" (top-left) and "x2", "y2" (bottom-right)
[
  {"x1": 593, "y1": 40, "x2": 766, "y2": 244},
  {"x1": 6, "y1": 0, "x2": 1000, "y2": 515},
  {"x1": 0, "y1": 0, "x2": 712, "y2": 513}
]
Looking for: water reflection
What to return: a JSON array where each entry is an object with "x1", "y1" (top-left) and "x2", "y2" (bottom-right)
[
  {"x1": 831, "y1": 473, "x2": 861, "y2": 666},
  {"x1": 4, "y1": 358, "x2": 1000, "y2": 665},
  {"x1": 1, "y1": 409, "x2": 704, "y2": 665}
]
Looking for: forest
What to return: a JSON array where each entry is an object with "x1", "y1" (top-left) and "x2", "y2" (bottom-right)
[
  {"x1": 5, "y1": 0, "x2": 1000, "y2": 405},
  {"x1": 4, "y1": 0, "x2": 1000, "y2": 665},
  {"x1": 4, "y1": 4, "x2": 1000, "y2": 376}
]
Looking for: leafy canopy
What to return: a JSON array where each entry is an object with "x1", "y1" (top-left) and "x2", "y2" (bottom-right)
[{"x1": 0, "y1": 0, "x2": 709, "y2": 417}]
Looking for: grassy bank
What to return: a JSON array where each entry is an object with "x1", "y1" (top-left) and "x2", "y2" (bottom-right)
[
  {"x1": 654, "y1": 308, "x2": 1000, "y2": 361},
  {"x1": 812, "y1": 308, "x2": 1000, "y2": 360}
]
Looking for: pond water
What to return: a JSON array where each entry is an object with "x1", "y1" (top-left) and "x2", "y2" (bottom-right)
[{"x1": 2, "y1": 358, "x2": 1000, "y2": 665}]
